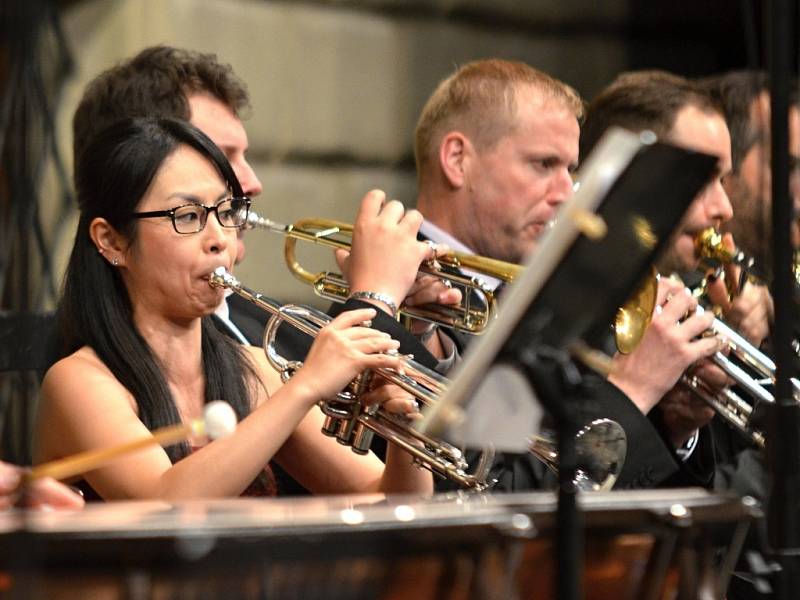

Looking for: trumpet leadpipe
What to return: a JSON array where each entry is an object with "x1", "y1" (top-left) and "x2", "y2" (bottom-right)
[{"x1": 241, "y1": 210, "x2": 519, "y2": 334}]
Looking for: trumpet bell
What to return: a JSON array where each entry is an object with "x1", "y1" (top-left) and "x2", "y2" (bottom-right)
[
  {"x1": 529, "y1": 418, "x2": 627, "y2": 492},
  {"x1": 614, "y1": 269, "x2": 658, "y2": 354}
]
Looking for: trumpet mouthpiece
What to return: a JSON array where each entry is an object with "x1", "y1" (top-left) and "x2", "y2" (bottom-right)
[
  {"x1": 245, "y1": 211, "x2": 288, "y2": 233},
  {"x1": 208, "y1": 266, "x2": 237, "y2": 289}
]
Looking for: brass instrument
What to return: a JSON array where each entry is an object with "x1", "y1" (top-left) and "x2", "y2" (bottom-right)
[
  {"x1": 529, "y1": 419, "x2": 627, "y2": 492},
  {"x1": 695, "y1": 227, "x2": 756, "y2": 273},
  {"x1": 244, "y1": 211, "x2": 521, "y2": 334},
  {"x1": 613, "y1": 269, "x2": 782, "y2": 447},
  {"x1": 613, "y1": 230, "x2": 800, "y2": 447},
  {"x1": 209, "y1": 267, "x2": 627, "y2": 491},
  {"x1": 698, "y1": 228, "x2": 800, "y2": 359},
  {"x1": 208, "y1": 267, "x2": 492, "y2": 490},
  {"x1": 795, "y1": 249, "x2": 800, "y2": 288},
  {"x1": 614, "y1": 269, "x2": 658, "y2": 355}
]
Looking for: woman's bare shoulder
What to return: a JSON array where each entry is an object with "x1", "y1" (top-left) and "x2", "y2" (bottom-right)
[
  {"x1": 41, "y1": 347, "x2": 135, "y2": 411},
  {"x1": 35, "y1": 347, "x2": 140, "y2": 464}
]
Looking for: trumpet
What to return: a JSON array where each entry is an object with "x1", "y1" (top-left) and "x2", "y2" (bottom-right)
[
  {"x1": 697, "y1": 226, "x2": 800, "y2": 292},
  {"x1": 209, "y1": 266, "x2": 493, "y2": 490},
  {"x1": 697, "y1": 227, "x2": 800, "y2": 357},
  {"x1": 695, "y1": 227, "x2": 756, "y2": 274},
  {"x1": 244, "y1": 211, "x2": 521, "y2": 334},
  {"x1": 614, "y1": 267, "x2": 800, "y2": 449},
  {"x1": 209, "y1": 267, "x2": 627, "y2": 491}
]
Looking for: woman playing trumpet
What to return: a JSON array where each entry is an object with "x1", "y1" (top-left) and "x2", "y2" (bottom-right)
[{"x1": 34, "y1": 117, "x2": 434, "y2": 500}]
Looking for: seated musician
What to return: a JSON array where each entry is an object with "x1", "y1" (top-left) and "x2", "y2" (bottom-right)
[
  {"x1": 71, "y1": 45, "x2": 441, "y2": 370},
  {"x1": 33, "y1": 117, "x2": 434, "y2": 500},
  {"x1": 70, "y1": 47, "x2": 445, "y2": 497},
  {"x1": 407, "y1": 59, "x2": 729, "y2": 491},
  {"x1": 580, "y1": 70, "x2": 774, "y2": 485},
  {"x1": 701, "y1": 71, "x2": 800, "y2": 290},
  {"x1": 698, "y1": 70, "x2": 789, "y2": 474},
  {"x1": 0, "y1": 460, "x2": 84, "y2": 510},
  {"x1": 698, "y1": 71, "x2": 800, "y2": 598}
]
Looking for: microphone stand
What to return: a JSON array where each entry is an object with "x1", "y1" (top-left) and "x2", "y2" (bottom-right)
[{"x1": 766, "y1": 0, "x2": 800, "y2": 596}]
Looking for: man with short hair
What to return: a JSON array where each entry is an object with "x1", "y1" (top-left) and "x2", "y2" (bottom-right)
[
  {"x1": 415, "y1": 59, "x2": 581, "y2": 265},
  {"x1": 579, "y1": 71, "x2": 745, "y2": 469},
  {"x1": 701, "y1": 71, "x2": 800, "y2": 273},
  {"x1": 413, "y1": 60, "x2": 721, "y2": 490},
  {"x1": 583, "y1": 71, "x2": 772, "y2": 344},
  {"x1": 697, "y1": 74, "x2": 799, "y2": 597}
]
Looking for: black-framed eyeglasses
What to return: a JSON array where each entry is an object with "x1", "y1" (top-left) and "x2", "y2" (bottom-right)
[{"x1": 131, "y1": 196, "x2": 251, "y2": 234}]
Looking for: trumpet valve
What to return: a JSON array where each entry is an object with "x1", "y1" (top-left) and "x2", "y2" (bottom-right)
[
  {"x1": 351, "y1": 422, "x2": 374, "y2": 455},
  {"x1": 321, "y1": 414, "x2": 341, "y2": 438}
]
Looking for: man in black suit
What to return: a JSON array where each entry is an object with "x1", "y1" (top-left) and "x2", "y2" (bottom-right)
[{"x1": 410, "y1": 60, "x2": 732, "y2": 491}]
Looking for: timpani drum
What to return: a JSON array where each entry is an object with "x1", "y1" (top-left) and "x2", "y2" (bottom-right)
[{"x1": 0, "y1": 488, "x2": 754, "y2": 600}]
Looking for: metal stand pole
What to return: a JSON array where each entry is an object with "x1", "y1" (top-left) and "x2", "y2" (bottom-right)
[
  {"x1": 516, "y1": 346, "x2": 584, "y2": 600},
  {"x1": 766, "y1": 0, "x2": 800, "y2": 596}
]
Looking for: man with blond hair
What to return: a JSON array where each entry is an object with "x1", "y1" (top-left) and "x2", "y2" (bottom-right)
[
  {"x1": 415, "y1": 59, "x2": 582, "y2": 265},
  {"x1": 412, "y1": 60, "x2": 723, "y2": 491}
]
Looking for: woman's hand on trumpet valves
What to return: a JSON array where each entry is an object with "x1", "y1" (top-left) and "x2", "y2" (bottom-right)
[
  {"x1": 361, "y1": 380, "x2": 424, "y2": 420},
  {"x1": 609, "y1": 277, "x2": 724, "y2": 415},
  {"x1": 703, "y1": 232, "x2": 773, "y2": 347},
  {"x1": 290, "y1": 308, "x2": 407, "y2": 405}
]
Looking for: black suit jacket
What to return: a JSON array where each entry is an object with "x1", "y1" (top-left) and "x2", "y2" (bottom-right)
[{"x1": 414, "y1": 232, "x2": 710, "y2": 493}]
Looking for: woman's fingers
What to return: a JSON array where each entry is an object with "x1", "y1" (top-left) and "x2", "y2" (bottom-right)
[
  {"x1": 361, "y1": 385, "x2": 423, "y2": 418},
  {"x1": 329, "y1": 308, "x2": 378, "y2": 329}
]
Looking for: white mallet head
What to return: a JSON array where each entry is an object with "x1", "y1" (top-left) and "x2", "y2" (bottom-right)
[{"x1": 202, "y1": 401, "x2": 238, "y2": 439}]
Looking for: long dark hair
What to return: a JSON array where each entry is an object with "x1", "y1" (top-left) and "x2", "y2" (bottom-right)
[{"x1": 60, "y1": 116, "x2": 256, "y2": 463}]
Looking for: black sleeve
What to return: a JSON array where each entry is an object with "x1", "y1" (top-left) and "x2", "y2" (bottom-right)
[
  {"x1": 711, "y1": 419, "x2": 767, "y2": 498},
  {"x1": 646, "y1": 405, "x2": 716, "y2": 488},
  {"x1": 433, "y1": 449, "x2": 554, "y2": 493},
  {"x1": 436, "y1": 374, "x2": 684, "y2": 494},
  {"x1": 576, "y1": 375, "x2": 682, "y2": 489},
  {"x1": 328, "y1": 298, "x2": 440, "y2": 370}
]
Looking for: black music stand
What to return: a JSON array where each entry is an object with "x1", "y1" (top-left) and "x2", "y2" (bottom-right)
[{"x1": 420, "y1": 126, "x2": 719, "y2": 600}]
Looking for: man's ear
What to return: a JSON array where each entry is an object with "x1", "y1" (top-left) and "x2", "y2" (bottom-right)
[
  {"x1": 439, "y1": 131, "x2": 471, "y2": 189},
  {"x1": 89, "y1": 217, "x2": 127, "y2": 267}
]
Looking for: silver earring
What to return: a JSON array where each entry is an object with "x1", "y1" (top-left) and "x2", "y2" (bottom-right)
[{"x1": 112, "y1": 257, "x2": 119, "y2": 266}]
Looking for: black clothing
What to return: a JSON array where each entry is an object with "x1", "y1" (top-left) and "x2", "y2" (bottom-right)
[
  {"x1": 434, "y1": 371, "x2": 698, "y2": 493},
  {"x1": 415, "y1": 234, "x2": 715, "y2": 493}
]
